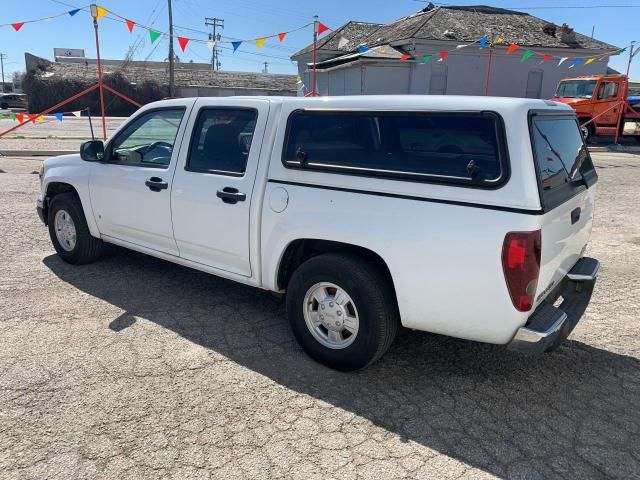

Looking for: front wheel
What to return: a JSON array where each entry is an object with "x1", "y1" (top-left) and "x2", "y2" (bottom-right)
[
  {"x1": 286, "y1": 253, "x2": 398, "y2": 371},
  {"x1": 48, "y1": 192, "x2": 103, "y2": 265}
]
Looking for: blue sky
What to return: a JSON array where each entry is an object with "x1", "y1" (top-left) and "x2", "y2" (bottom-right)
[{"x1": 0, "y1": 0, "x2": 638, "y2": 80}]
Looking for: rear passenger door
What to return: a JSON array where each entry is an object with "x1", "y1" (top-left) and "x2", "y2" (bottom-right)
[{"x1": 170, "y1": 99, "x2": 270, "y2": 277}]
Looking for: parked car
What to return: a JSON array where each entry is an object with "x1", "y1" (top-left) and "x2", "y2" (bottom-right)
[
  {"x1": 36, "y1": 95, "x2": 600, "y2": 371},
  {"x1": 0, "y1": 93, "x2": 27, "y2": 110}
]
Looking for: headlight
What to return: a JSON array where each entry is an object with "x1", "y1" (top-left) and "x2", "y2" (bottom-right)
[{"x1": 38, "y1": 163, "x2": 44, "y2": 186}]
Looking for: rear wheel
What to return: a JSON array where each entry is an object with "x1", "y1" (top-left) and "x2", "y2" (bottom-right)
[
  {"x1": 0, "y1": 103, "x2": 8, "y2": 110},
  {"x1": 286, "y1": 253, "x2": 398, "y2": 371},
  {"x1": 48, "y1": 192, "x2": 103, "y2": 265}
]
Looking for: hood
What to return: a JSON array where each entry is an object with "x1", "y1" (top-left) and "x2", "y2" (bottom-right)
[
  {"x1": 44, "y1": 153, "x2": 82, "y2": 169},
  {"x1": 550, "y1": 96, "x2": 589, "y2": 106}
]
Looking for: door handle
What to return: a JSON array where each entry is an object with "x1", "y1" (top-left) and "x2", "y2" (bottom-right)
[
  {"x1": 145, "y1": 176, "x2": 168, "y2": 192},
  {"x1": 216, "y1": 187, "x2": 246, "y2": 204}
]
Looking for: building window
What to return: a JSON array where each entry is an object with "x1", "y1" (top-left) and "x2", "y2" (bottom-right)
[
  {"x1": 429, "y1": 64, "x2": 448, "y2": 95},
  {"x1": 525, "y1": 70, "x2": 544, "y2": 98}
]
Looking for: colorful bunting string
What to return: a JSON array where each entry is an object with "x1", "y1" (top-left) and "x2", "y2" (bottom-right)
[{"x1": 0, "y1": 2, "x2": 628, "y2": 73}]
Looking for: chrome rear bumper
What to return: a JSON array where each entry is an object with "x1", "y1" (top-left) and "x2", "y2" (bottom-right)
[{"x1": 508, "y1": 257, "x2": 599, "y2": 354}]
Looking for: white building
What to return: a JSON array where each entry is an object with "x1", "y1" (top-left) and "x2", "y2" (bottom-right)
[{"x1": 291, "y1": 5, "x2": 618, "y2": 99}]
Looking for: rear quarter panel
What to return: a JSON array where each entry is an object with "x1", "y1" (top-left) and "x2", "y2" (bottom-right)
[{"x1": 260, "y1": 96, "x2": 563, "y2": 344}]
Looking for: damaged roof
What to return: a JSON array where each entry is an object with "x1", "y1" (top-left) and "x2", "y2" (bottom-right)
[{"x1": 293, "y1": 5, "x2": 617, "y2": 59}]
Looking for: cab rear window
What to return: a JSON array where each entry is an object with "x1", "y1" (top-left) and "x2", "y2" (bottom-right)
[
  {"x1": 282, "y1": 111, "x2": 508, "y2": 187},
  {"x1": 530, "y1": 114, "x2": 597, "y2": 210}
]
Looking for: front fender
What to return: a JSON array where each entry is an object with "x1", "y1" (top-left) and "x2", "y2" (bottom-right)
[{"x1": 42, "y1": 155, "x2": 100, "y2": 238}]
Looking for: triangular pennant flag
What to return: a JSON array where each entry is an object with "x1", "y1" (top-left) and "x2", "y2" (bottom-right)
[
  {"x1": 16, "y1": 114, "x2": 24, "y2": 123},
  {"x1": 421, "y1": 54, "x2": 432, "y2": 64},
  {"x1": 0, "y1": 113, "x2": 4, "y2": 120},
  {"x1": 479, "y1": 36, "x2": 488, "y2": 48},
  {"x1": 400, "y1": 54, "x2": 411, "y2": 61},
  {"x1": 521, "y1": 50, "x2": 534, "y2": 61},
  {"x1": 38, "y1": 115, "x2": 45, "y2": 123},
  {"x1": 438, "y1": 51, "x2": 448, "y2": 61},
  {"x1": 456, "y1": 44, "x2": 469, "y2": 49},
  {"x1": 633, "y1": 47, "x2": 640, "y2": 59},
  {"x1": 541, "y1": 54, "x2": 552, "y2": 63},
  {"x1": 12, "y1": 23, "x2": 24, "y2": 32},
  {"x1": 585, "y1": 57, "x2": 595, "y2": 65},
  {"x1": 506, "y1": 43, "x2": 519, "y2": 55},
  {"x1": 296, "y1": 75, "x2": 301, "y2": 82},
  {"x1": 207, "y1": 41, "x2": 215, "y2": 52},
  {"x1": 232, "y1": 41, "x2": 242, "y2": 52},
  {"x1": 616, "y1": 48, "x2": 626, "y2": 55},
  {"x1": 278, "y1": 32, "x2": 287, "y2": 42},
  {"x1": 71, "y1": 110, "x2": 82, "y2": 118},
  {"x1": 177, "y1": 36, "x2": 190, "y2": 52},
  {"x1": 95, "y1": 6, "x2": 108, "y2": 20},
  {"x1": 55, "y1": 113, "x2": 64, "y2": 122},
  {"x1": 9, "y1": 112, "x2": 16, "y2": 121},
  {"x1": 125, "y1": 19, "x2": 135, "y2": 33},
  {"x1": 255, "y1": 37, "x2": 265, "y2": 49},
  {"x1": 28, "y1": 114, "x2": 37, "y2": 124},
  {"x1": 357, "y1": 45, "x2": 369, "y2": 54},
  {"x1": 338, "y1": 36, "x2": 349, "y2": 49},
  {"x1": 558, "y1": 57, "x2": 568, "y2": 66},
  {"x1": 317, "y1": 23, "x2": 329, "y2": 35},
  {"x1": 149, "y1": 30, "x2": 161, "y2": 44},
  {"x1": 68, "y1": 9, "x2": 80, "y2": 16},
  {"x1": 495, "y1": 36, "x2": 504, "y2": 44}
]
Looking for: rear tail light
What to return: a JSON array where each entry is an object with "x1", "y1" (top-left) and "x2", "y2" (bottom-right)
[{"x1": 502, "y1": 230, "x2": 541, "y2": 312}]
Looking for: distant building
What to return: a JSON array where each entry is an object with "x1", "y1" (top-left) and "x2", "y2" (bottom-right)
[
  {"x1": 291, "y1": 5, "x2": 618, "y2": 99},
  {"x1": 25, "y1": 51, "x2": 297, "y2": 98}
]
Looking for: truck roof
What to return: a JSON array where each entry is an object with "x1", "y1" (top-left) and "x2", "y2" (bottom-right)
[{"x1": 151, "y1": 95, "x2": 573, "y2": 114}]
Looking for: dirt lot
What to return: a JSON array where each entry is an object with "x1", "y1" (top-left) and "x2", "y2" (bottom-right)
[{"x1": 1, "y1": 152, "x2": 639, "y2": 479}]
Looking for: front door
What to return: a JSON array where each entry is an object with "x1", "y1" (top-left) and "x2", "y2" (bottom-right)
[
  {"x1": 594, "y1": 80, "x2": 621, "y2": 126},
  {"x1": 89, "y1": 104, "x2": 192, "y2": 255},
  {"x1": 171, "y1": 99, "x2": 270, "y2": 277}
]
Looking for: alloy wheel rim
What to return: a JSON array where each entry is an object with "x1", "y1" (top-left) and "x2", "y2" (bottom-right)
[
  {"x1": 54, "y1": 209, "x2": 77, "y2": 252},
  {"x1": 303, "y1": 282, "x2": 359, "y2": 349}
]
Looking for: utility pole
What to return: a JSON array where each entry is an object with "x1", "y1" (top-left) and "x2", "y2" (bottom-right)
[
  {"x1": 167, "y1": 0, "x2": 175, "y2": 97},
  {"x1": 0, "y1": 54, "x2": 6, "y2": 93},
  {"x1": 205, "y1": 17, "x2": 224, "y2": 72},
  {"x1": 614, "y1": 40, "x2": 636, "y2": 145}
]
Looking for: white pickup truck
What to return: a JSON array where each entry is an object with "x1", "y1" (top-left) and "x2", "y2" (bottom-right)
[{"x1": 37, "y1": 95, "x2": 600, "y2": 371}]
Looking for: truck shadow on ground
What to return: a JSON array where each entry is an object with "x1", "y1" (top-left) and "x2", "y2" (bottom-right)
[{"x1": 43, "y1": 247, "x2": 640, "y2": 479}]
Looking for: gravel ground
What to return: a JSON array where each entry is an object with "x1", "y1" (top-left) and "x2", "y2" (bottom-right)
[{"x1": 0, "y1": 152, "x2": 639, "y2": 480}]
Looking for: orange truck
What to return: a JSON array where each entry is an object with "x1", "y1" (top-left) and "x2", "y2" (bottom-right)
[{"x1": 552, "y1": 74, "x2": 640, "y2": 142}]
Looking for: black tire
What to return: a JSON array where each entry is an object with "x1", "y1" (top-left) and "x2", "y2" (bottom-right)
[
  {"x1": 0, "y1": 103, "x2": 8, "y2": 110},
  {"x1": 48, "y1": 192, "x2": 103, "y2": 265},
  {"x1": 286, "y1": 253, "x2": 398, "y2": 371},
  {"x1": 581, "y1": 123, "x2": 596, "y2": 145}
]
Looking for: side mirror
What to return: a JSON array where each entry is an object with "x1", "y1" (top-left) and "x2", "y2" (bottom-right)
[{"x1": 80, "y1": 140, "x2": 105, "y2": 162}]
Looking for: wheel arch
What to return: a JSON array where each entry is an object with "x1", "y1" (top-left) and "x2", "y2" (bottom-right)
[
  {"x1": 275, "y1": 238, "x2": 398, "y2": 299},
  {"x1": 44, "y1": 180, "x2": 100, "y2": 238}
]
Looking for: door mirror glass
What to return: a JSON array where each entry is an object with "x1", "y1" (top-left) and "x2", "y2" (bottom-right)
[{"x1": 80, "y1": 140, "x2": 105, "y2": 162}]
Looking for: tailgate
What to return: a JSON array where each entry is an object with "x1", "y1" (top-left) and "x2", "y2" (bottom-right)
[{"x1": 530, "y1": 113, "x2": 598, "y2": 305}]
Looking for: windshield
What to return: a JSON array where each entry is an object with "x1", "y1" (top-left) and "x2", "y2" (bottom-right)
[{"x1": 555, "y1": 80, "x2": 597, "y2": 99}]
